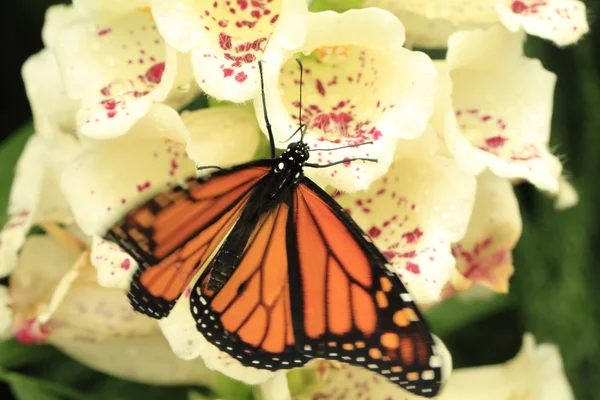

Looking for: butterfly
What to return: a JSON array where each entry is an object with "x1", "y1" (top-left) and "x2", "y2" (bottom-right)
[{"x1": 105, "y1": 59, "x2": 443, "y2": 398}]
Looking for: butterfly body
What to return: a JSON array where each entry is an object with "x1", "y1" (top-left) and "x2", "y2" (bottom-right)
[{"x1": 104, "y1": 62, "x2": 443, "y2": 398}]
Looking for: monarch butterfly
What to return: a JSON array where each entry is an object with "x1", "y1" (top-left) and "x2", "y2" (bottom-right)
[{"x1": 105, "y1": 59, "x2": 443, "y2": 397}]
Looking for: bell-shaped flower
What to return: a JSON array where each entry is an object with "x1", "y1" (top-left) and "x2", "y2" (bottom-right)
[
  {"x1": 364, "y1": 0, "x2": 589, "y2": 47},
  {"x1": 436, "y1": 25, "x2": 562, "y2": 194},
  {"x1": 0, "y1": 133, "x2": 81, "y2": 279},
  {"x1": 49, "y1": 4, "x2": 197, "y2": 139},
  {"x1": 333, "y1": 133, "x2": 476, "y2": 304},
  {"x1": 72, "y1": 0, "x2": 151, "y2": 21},
  {"x1": 256, "y1": 8, "x2": 438, "y2": 192},
  {"x1": 291, "y1": 333, "x2": 573, "y2": 400},
  {"x1": 445, "y1": 171, "x2": 522, "y2": 297},
  {"x1": 4, "y1": 230, "x2": 213, "y2": 386},
  {"x1": 60, "y1": 104, "x2": 259, "y2": 287},
  {"x1": 151, "y1": 0, "x2": 309, "y2": 102}
]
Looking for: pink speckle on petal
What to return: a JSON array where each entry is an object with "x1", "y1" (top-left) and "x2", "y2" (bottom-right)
[
  {"x1": 121, "y1": 259, "x2": 131, "y2": 270},
  {"x1": 406, "y1": 262, "x2": 421, "y2": 274},
  {"x1": 98, "y1": 28, "x2": 112, "y2": 36},
  {"x1": 14, "y1": 319, "x2": 49, "y2": 344},
  {"x1": 511, "y1": 0, "x2": 527, "y2": 13},
  {"x1": 368, "y1": 226, "x2": 381, "y2": 238},
  {"x1": 235, "y1": 71, "x2": 248, "y2": 82},
  {"x1": 145, "y1": 62, "x2": 165, "y2": 84},
  {"x1": 223, "y1": 68, "x2": 234, "y2": 77},
  {"x1": 137, "y1": 181, "x2": 151, "y2": 192}
]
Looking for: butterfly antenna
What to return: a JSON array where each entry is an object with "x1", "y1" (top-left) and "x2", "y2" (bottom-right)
[
  {"x1": 295, "y1": 58, "x2": 306, "y2": 142},
  {"x1": 258, "y1": 60, "x2": 276, "y2": 159}
]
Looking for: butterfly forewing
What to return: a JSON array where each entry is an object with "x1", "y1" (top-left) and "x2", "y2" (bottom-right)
[{"x1": 105, "y1": 162, "x2": 271, "y2": 318}]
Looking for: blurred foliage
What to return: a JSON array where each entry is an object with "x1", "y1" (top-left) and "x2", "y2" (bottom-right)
[{"x1": 0, "y1": 0, "x2": 599, "y2": 399}]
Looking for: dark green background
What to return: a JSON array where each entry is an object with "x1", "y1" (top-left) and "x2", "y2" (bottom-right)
[{"x1": 0, "y1": 1, "x2": 598, "y2": 399}]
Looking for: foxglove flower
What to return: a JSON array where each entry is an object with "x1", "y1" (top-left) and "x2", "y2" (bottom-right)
[
  {"x1": 446, "y1": 171, "x2": 522, "y2": 297},
  {"x1": 256, "y1": 8, "x2": 437, "y2": 191},
  {"x1": 365, "y1": 0, "x2": 589, "y2": 47},
  {"x1": 436, "y1": 25, "x2": 562, "y2": 194},
  {"x1": 49, "y1": 4, "x2": 197, "y2": 138},
  {"x1": 152, "y1": 0, "x2": 309, "y2": 102}
]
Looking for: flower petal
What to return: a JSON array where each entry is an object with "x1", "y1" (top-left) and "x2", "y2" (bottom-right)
[
  {"x1": 334, "y1": 154, "x2": 476, "y2": 304},
  {"x1": 256, "y1": 8, "x2": 437, "y2": 191},
  {"x1": 443, "y1": 26, "x2": 561, "y2": 193},
  {"x1": 11, "y1": 235, "x2": 155, "y2": 343},
  {"x1": 0, "y1": 133, "x2": 79, "y2": 278},
  {"x1": 54, "y1": 9, "x2": 196, "y2": 138},
  {"x1": 293, "y1": 335, "x2": 451, "y2": 399},
  {"x1": 22, "y1": 49, "x2": 79, "y2": 138},
  {"x1": 260, "y1": 372, "x2": 291, "y2": 400},
  {"x1": 159, "y1": 286, "x2": 275, "y2": 385},
  {"x1": 90, "y1": 235, "x2": 138, "y2": 289},
  {"x1": 496, "y1": 0, "x2": 589, "y2": 46},
  {"x1": 362, "y1": 0, "x2": 497, "y2": 48},
  {"x1": 152, "y1": 0, "x2": 308, "y2": 102},
  {"x1": 72, "y1": 0, "x2": 151, "y2": 21},
  {"x1": 447, "y1": 172, "x2": 522, "y2": 297},
  {"x1": 0, "y1": 286, "x2": 11, "y2": 340},
  {"x1": 60, "y1": 104, "x2": 195, "y2": 236},
  {"x1": 438, "y1": 333, "x2": 574, "y2": 400},
  {"x1": 182, "y1": 106, "x2": 260, "y2": 168},
  {"x1": 41, "y1": 4, "x2": 81, "y2": 48},
  {"x1": 51, "y1": 332, "x2": 214, "y2": 386},
  {"x1": 554, "y1": 175, "x2": 578, "y2": 210}
]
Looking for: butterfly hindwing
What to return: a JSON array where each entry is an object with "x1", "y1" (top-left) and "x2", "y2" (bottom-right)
[
  {"x1": 290, "y1": 180, "x2": 442, "y2": 397},
  {"x1": 105, "y1": 162, "x2": 271, "y2": 319},
  {"x1": 188, "y1": 178, "x2": 441, "y2": 397}
]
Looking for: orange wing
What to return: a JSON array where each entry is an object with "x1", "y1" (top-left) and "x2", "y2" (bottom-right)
[
  {"x1": 105, "y1": 163, "x2": 270, "y2": 318},
  {"x1": 290, "y1": 180, "x2": 442, "y2": 397},
  {"x1": 188, "y1": 178, "x2": 441, "y2": 397}
]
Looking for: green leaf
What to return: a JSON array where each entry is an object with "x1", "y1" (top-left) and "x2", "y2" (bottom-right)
[
  {"x1": 308, "y1": 0, "x2": 365, "y2": 13},
  {"x1": 425, "y1": 294, "x2": 514, "y2": 337},
  {"x1": 10, "y1": 381, "x2": 62, "y2": 400},
  {"x1": 188, "y1": 391, "x2": 216, "y2": 400},
  {"x1": 0, "y1": 122, "x2": 34, "y2": 217},
  {"x1": 213, "y1": 373, "x2": 253, "y2": 400},
  {"x1": 0, "y1": 340, "x2": 60, "y2": 369}
]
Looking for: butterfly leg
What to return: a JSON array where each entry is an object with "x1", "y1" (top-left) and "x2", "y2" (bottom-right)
[{"x1": 304, "y1": 158, "x2": 378, "y2": 169}]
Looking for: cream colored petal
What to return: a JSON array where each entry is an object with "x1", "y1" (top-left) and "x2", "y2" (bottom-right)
[
  {"x1": 439, "y1": 333, "x2": 574, "y2": 400},
  {"x1": 11, "y1": 235, "x2": 156, "y2": 343},
  {"x1": 260, "y1": 372, "x2": 291, "y2": 400},
  {"x1": 159, "y1": 285, "x2": 275, "y2": 385},
  {"x1": 90, "y1": 235, "x2": 138, "y2": 289},
  {"x1": 335, "y1": 154, "x2": 476, "y2": 304},
  {"x1": 0, "y1": 286, "x2": 11, "y2": 340},
  {"x1": 72, "y1": 0, "x2": 150, "y2": 21},
  {"x1": 444, "y1": 26, "x2": 560, "y2": 193},
  {"x1": 554, "y1": 176, "x2": 578, "y2": 210},
  {"x1": 152, "y1": 0, "x2": 308, "y2": 102},
  {"x1": 182, "y1": 106, "x2": 260, "y2": 169},
  {"x1": 60, "y1": 104, "x2": 195, "y2": 236},
  {"x1": 41, "y1": 4, "x2": 81, "y2": 48},
  {"x1": 447, "y1": 172, "x2": 522, "y2": 297},
  {"x1": 53, "y1": 10, "x2": 195, "y2": 138},
  {"x1": 257, "y1": 8, "x2": 437, "y2": 191},
  {"x1": 496, "y1": 0, "x2": 589, "y2": 47},
  {"x1": 363, "y1": 0, "x2": 496, "y2": 48},
  {"x1": 51, "y1": 332, "x2": 214, "y2": 386}
]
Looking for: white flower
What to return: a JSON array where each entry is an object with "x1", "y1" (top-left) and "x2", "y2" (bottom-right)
[
  {"x1": 364, "y1": 0, "x2": 589, "y2": 47},
  {"x1": 152, "y1": 0, "x2": 309, "y2": 102},
  {"x1": 49, "y1": 5, "x2": 197, "y2": 139},
  {"x1": 0, "y1": 133, "x2": 80, "y2": 279},
  {"x1": 5, "y1": 230, "x2": 213, "y2": 386},
  {"x1": 554, "y1": 176, "x2": 578, "y2": 210},
  {"x1": 333, "y1": 135, "x2": 476, "y2": 304},
  {"x1": 436, "y1": 25, "x2": 562, "y2": 193},
  {"x1": 256, "y1": 8, "x2": 437, "y2": 192},
  {"x1": 72, "y1": 0, "x2": 151, "y2": 21},
  {"x1": 446, "y1": 171, "x2": 522, "y2": 297},
  {"x1": 60, "y1": 105, "x2": 259, "y2": 286},
  {"x1": 292, "y1": 333, "x2": 573, "y2": 400}
]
